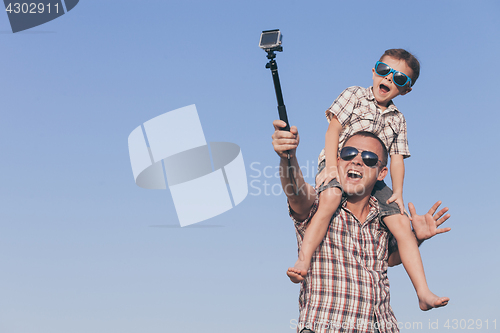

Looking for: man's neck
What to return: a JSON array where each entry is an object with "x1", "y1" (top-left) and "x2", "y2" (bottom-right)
[{"x1": 345, "y1": 195, "x2": 372, "y2": 222}]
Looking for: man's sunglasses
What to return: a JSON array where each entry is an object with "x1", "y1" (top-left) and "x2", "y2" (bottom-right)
[
  {"x1": 374, "y1": 61, "x2": 412, "y2": 87},
  {"x1": 340, "y1": 146, "x2": 381, "y2": 167}
]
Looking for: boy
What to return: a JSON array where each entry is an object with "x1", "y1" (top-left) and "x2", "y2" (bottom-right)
[{"x1": 286, "y1": 49, "x2": 449, "y2": 311}]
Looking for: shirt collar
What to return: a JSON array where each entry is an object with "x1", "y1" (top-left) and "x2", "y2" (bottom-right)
[
  {"x1": 341, "y1": 196, "x2": 379, "y2": 227},
  {"x1": 367, "y1": 86, "x2": 400, "y2": 114}
]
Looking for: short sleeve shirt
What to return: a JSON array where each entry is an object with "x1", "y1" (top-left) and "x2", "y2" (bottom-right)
[
  {"x1": 290, "y1": 196, "x2": 399, "y2": 333},
  {"x1": 318, "y1": 86, "x2": 410, "y2": 163}
]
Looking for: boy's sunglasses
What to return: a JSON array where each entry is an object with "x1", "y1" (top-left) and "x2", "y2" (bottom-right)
[
  {"x1": 340, "y1": 146, "x2": 380, "y2": 167},
  {"x1": 375, "y1": 61, "x2": 412, "y2": 87}
]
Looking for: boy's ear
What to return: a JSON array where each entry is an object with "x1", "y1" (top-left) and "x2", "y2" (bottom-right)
[
  {"x1": 377, "y1": 166, "x2": 388, "y2": 181},
  {"x1": 400, "y1": 86, "x2": 412, "y2": 95}
]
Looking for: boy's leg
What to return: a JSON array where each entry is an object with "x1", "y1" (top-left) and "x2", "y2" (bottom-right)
[
  {"x1": 287, "y1": 186, "x2": 342, "y2": 283},
  {"x1": 375, "y1": 181, "x2": 449, "y2": 310},
  {"x1": 384, "y1": 214, "x2": 449, "y2": 310}
]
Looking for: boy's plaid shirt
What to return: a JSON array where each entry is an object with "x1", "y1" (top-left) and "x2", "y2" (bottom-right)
[
  {"x1": 318, "y1": 86, "x2": 410, "y2": 164},
  {"x1": 290, "y1": 196, "x2": 399, "y2": 333}
]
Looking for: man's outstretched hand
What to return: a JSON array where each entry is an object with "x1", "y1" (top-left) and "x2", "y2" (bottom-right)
[
  {"x1": 388, "y1": 201, "x2": 451, "y2": 267},
  {"x1": 272, "y1": 120, "x2": 299, "y2": 159},
  {"x1": 409, "y1": 201, "x2": 451, "y2": 243}
]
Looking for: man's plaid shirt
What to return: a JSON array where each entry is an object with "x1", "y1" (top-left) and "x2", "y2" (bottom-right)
[
  {"x1": 318, "y1": 86, "x2": 410, "y2": 164},
  {"x1": 290, "y1": 196, "x2": 399, "y2": 333}
]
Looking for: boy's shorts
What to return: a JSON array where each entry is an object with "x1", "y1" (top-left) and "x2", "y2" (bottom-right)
[{"x1": 316, "y1": 160, "x2": 401, "y2": 219}]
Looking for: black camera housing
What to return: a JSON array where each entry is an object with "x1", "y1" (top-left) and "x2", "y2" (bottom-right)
[{"x1": 259, "y1": 29, "x2": 282, "y2": 52}]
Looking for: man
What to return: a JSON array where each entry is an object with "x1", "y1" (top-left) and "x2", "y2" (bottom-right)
[{"x1": 272, "y1": 120, "x2": 451, "y2": 333}]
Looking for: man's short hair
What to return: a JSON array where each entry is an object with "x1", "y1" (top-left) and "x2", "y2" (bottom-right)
[
  {"x1": 342, "y1": 131, "x2": 388, "y2": 167},
  {"x1": 380, "y1": 48, "x2": 420, "y2": 87}
]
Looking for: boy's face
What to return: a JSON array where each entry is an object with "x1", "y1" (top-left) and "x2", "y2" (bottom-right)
[{"x1": 372, "y1": 56, "x2": 413, "y2": 108}]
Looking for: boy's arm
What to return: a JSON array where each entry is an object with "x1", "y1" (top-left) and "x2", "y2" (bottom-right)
[
  {"x1": 388, "y1": 201, "x2": 451, "y2": 267},
  {"x1": 387, "y1": 154, "x2": 405, "y2": 214},
  {"x1": 316, "y1": 116, "x2": 342, "y2": 187}
]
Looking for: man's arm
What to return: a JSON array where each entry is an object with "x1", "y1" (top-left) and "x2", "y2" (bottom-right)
[
  {"x1": 388, "y1": 201, "x2": 451, "y2": 267},
  {"x1": 272, "y1": 120, "x2": 317, "y2": 222}
]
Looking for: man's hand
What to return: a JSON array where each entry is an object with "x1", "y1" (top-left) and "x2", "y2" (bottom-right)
[
  {"x1": 272, "y1": 120, "x2": 299, "y2": 159},
  {"x1": 409, "y1": 201, "x2": 451, "y2": 243},
  {"x1": 315, "y1": 164, "x2": 338, "y2": 189},
  {"x1": 388, "y1": 200, "x2": 451, "y2": 267}
]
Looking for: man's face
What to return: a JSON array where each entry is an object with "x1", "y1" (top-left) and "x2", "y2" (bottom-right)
[
  {"x1": 372, "y1": 56, "x2": 413, "y2": 108},
  {"x1": 337, "y1": 135, "x2": 388, "y2": 198}
]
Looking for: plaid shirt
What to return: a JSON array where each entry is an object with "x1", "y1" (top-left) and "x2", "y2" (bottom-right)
[
  {"x1": 318, "y1": 86, "x2": 410, "y2": 164},
  {"x1": 290, "y1": 196, "x2": 399, "y2": 333}
]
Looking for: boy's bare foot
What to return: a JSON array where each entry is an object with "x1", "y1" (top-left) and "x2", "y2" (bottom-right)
[
  {"x1": 418, "y1": 290, "x2": 450, "y2": 311},
  {"x1": 286, "y1": 267, "x2": 307, "y2": 283},
  {"x1": 287, "y1": 259, "x2": 309, "y2": 283}
]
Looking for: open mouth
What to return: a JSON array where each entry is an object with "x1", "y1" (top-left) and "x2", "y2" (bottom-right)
[
  {"x1": 379, "y1": 84, "x2": 390, "y2": 94},
  {"x1": 347, "y1": 170, "x2": 363, "y2": 179}
]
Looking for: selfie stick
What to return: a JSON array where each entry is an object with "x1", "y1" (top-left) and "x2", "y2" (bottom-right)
[
  {"x1": 261, "y1": 30, "x2": 297, "y2": 195},
  {"x1": 265, "y1": 49, "x2": 290, "y2": 131}
]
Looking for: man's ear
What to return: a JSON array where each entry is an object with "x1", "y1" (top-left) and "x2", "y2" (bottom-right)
[{"x1": 377, "y1": 166, "x2": 388, "y2": 181}]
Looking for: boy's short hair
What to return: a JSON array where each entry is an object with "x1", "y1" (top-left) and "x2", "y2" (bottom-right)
[
  {"x1": 380, "y1": 49, "x2": 420, "y2": 87},
  {"x1": 343, "y1": 131, "x2": 388, "y2": 167}
]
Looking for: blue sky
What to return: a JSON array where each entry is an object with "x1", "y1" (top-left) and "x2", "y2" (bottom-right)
[{"x1": 1, "y1": 1, "x2": 499, "y2": 332}]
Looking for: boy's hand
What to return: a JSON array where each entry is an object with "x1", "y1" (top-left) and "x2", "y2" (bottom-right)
[
  {"x1": 272, "y1": 120, "x2": 299, "y2": 159},
  {"x1": 409, "y1": 201, "x2": 451, "y2": 242},
  {"x1": 315, "y1": 165, "x2": 338, "y2": 189},
  {"x1": 387, "y1": 192, "x2": 405, "y2": 215}
]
